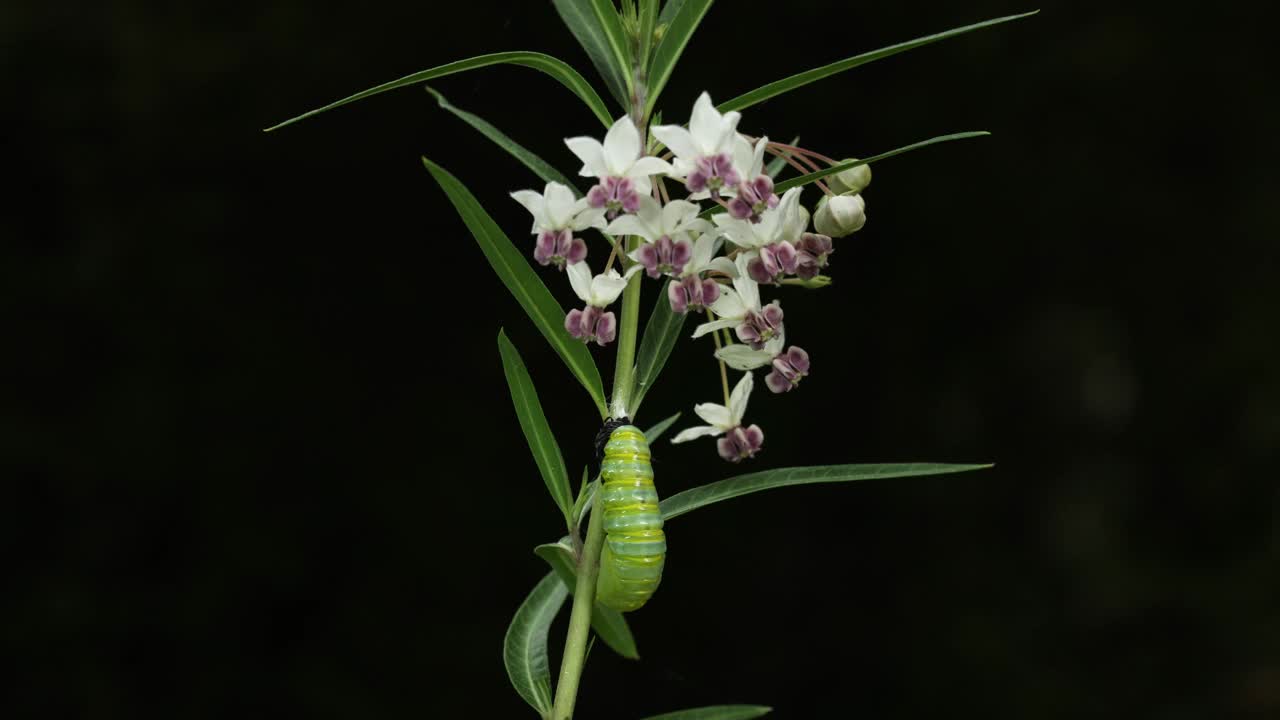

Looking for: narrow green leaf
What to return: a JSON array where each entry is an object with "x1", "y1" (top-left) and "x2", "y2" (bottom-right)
[
  {"x1": 535, "y1": 539, "x2": 641, "y2": 660},
  {"x1": 422, "y1": 158, "x2": 608, "y2": 418},
  {"x1": 425, "y1": 86, "x2": 579, "y2": 192},
  {"x1": 718, "y1": 11, "x2": 1040, "y2": 114},
  {"x1": 265, "y1": 51, "x2": 613, "y2": 132},
  {"x1": 589, "y1": 0, "x2": 634, "y2": 97},
  {"x1": 552, "y1": 0, "x2": 631, "y2": 108},
  {"x1": 503, "y1": 572, "x2": 569, "y2": 716},
  {"x1": 498, "y1": 330, "x2": 575, "y2": 525},
  {"x1": 661, "y1": 463, "x2": 992, "y2": 521},
  {"x1": 631, "y1": 279, "x2": 688, "y2": 413},
  {"x1": 765, "y1": 136, "x2": 798, "y2": 179},
  {"x1": 658, "y1": 0, "x2": 687, "y2": 26},
  {"x1": 643, "y1": 411, "x2": 681, "y2": 445},
  {"x1": 772, "y1": 132, "x2": 989, "y2": 194},
  {"x1": 638, "y1": 0, "x2": 660, "y2": 69},
  {"x1": 641, "y1": 706, "x2": 773, "y2": 720},
  {"x1": 645, "y1": 0, "x2": 714, "y2": 116}
]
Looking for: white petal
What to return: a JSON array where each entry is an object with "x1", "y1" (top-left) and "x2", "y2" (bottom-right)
[
  {"x1": 606, "y1": 214, "x2": 654, "y2": 240},
  {"x1": 714, "y1": 111, "x2": 743, "y2": 155},
  {"x1": 662, "y1": 199, "x2": 700, "y2": 234},
  {"x1": 566, "y1": 261, "x2": 594, "y2": 303},
  {"x1": 750, "y1": 136, "x2": 769, "y2": 177},
  {"x1": 671, "y1": 424, "x2": 724, "y2": 443},
  {"x1": 693, "y1": 401, "x2": 732, "y2": 429},
  {"x1": 732, "y1": 135, "x2": 755, "y2": 180},
  {"x1": 691, "y1": 316, "x2": 739, "y2": 339},
  {"x1": 704, "y1": 257, "x2": 738, "y2": 277},
  {"x1": 543, "y1": 182, "x2": 577, "y2": 228},
  {"x1": 570, "y1": 206, "x2": 608, "y2": 231},
  {"x1": 602, "y1": 117, "x2": 641, "y2": 176},
  {"x1": 589, "y1": 265, "x2": 639, "y2": 306},
  {"x1": 650, "y1": 124, "x2": 699, "y2": 162},
  {"x1": 707, "y1": 286, "x2": 746, "y2": 320},
  {"x1": 510, "y1": 190, "x2": 548, "y2": 232},
  {"x1": 732, "y1": 257, "x2": 760, "y2": 310},
  {"x1": 688, "y1": 234, "x2": 714, "y2": 272},
  {"x1": 728, "y1": 371, "x2": 754, "y2": 425},
  {"x1": 713, "y1": 216, "x2": 762, "y2": 249},
  {"x1": 564, "y1": 136, "x2": 609, "y2": 178},
  {"x1": 628, "y1": 156, "x2": 674, "y2": 179},
  {"x1": 689, "y1": 92, "x2": 721, "y2": 153},
  {"x1": 716, "y1": 344, "x2": 774, "y2": 370},
  {"x1": 776, "y1": 187, "x2": 806, "y2": 242}
]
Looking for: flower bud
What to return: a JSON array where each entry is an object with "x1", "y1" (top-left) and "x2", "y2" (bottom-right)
[
  {"x1": 814, "y1": 193, "x2": 867, "y2": 238},
  {"x1": 827, "y1": 159, "x2": 872, "y2": 195}
]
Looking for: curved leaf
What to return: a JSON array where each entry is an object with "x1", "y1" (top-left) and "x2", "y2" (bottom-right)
[
  {"x1": 552, "y1": 0, "x2": 630, "y2": 108},
  {"x1": 661, "y1": 463, "x2": 992, "y2": 521},
  {"x1": 641, "y1": 706, "x2": 772, "y2": 720},
  {"x1": 631, "y1": 279, "x2": 688, "y2": 413},
  {"x1": 423, "y1": 158, "x2": 608, "y2": 418},
  {"x1": 643, "y1": 411, "x2": 681, "y2": 445},
  {"x1": 535, "y1": 539, "x2": 640, "y2": 660},
  {"x1": 498, "y1": 330, "x2": 575, "y2": 526},
  {"x1": 717, "y1": 11, "x2": 1040, "y2": 114},
  {"x1": 425, "y1": 86, "x2": 579, "y2": 192},
  {"x1": 772, "y1": 132, "x2": 989, "y2": 194},
  {"x1": 645, "y1": 0, "x2": 714, "y2": 116},
  {"x1": 504, "y1": 572, "x2": 569, "y2": 716},
  {"x1": 265, "y1": 51, "x2": 613, "y2": 132},
  {"x1": 589, "y1": 0, "x2": 633, "y2": 95}
]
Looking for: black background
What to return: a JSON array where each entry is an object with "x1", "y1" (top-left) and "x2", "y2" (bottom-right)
[{"x1": 9, "y1": 0, "x2": 1279, "y2": 717}]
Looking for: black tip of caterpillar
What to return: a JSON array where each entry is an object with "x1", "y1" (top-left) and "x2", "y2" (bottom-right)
[{"x1": 594, "y1": 416, "x2": 631, "y2": 463}]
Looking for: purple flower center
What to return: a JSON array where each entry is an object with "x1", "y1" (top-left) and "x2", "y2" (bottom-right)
[
  {"x1": 586, "y1": 177, "x2": 641, "y2": 219},
  {"x1": 564, "y1": 305, "x2": 618, "y2": 346},
  {"x1": 667, "y1": 275, "x2": 721, "y2": 314},
  {"x1": 686, "y1": 153, "x2": 741, "y2": 195},
  {"x1": 635, "y1": 235, "x2": 693, "y2": 279},
  {"x1": 746, "y1": 241, "x2": 799, "y2": 284},
  {"x1": 727, "y1": 175, "x2": 779, "y2": 223},
  {"x1": 717, "y1": 424, "x2": 763, "y2": 462},
  {"x1": 795, "y1": 232, "x2": 833, "y2": 280},
  {"x1": 533, "y1": 229, "x2": 588, "y2": 270},
  {"x1": 765, "y1": 346, "x2": 810, "y2": 394},
  {"x1": 736, "y1": 300, "x2": 784, "y2": 349}
]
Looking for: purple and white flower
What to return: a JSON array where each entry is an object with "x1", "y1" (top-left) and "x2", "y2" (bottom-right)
[
  {"x1": 564, "y1": 262, "x2": 642, "y2": 346},
  {"x1": 671, "y1": 371, "x2": 764, "y2": 462},
  {"x1": 565, "y1": 117, "x2": 673, "y2": 218},
  {"x1": 795, "y1": 232, "x2": 834, "y2": 279},
  {"x1": 607, "y1": 197, "x2": 712, "y2": 278},
  {"x1": 651, "y1": 92, "x2": 743, "y2": 198},
  {"x1": 727, "y1": 137, "x2": 779, "y2": 223}
]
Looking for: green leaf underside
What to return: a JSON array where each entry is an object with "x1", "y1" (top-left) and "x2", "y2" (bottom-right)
[
  {"x1": 497, "y1": 330, "x2": 575, "y2": 525},
  {"x1": 773, "y1": 131, "x2": 990, "y2": 194},
  {"x1": 660, "y1": 463, "x2": 992, "y2": 521},
  {"x1": 631, "y1": 279, "x2": 689, "y2": 413},
  {"x1": 425, "y1": 86, "x2": 579, "y2": 192},
  {"x1": 717, "y1": 11, "x2": 1039, "y2": 114},
  {"x1": 503, "y1": 572, "x2": 569, "y2": 716},
  {"x1": 264, "y1": 51, "x2": 613, "y2": 132},
  {"x1": 534, "y1": 540, "x2": 641, "y2": 660},
  {"x1": 589, "y1": 0, "x2": 634, "y2": 97},
  {"x1": 642, "y1": 411, "x2": 681, "y2": 445},
  {"x1": 552, "y1": 0, "x2": 631, "y2": 108},
  {"x1": 764, "y1": 136, "x2": 799, "y2": 179},
  {"x1": 640, "y1": 706, "x2": 773, "y2": 720},
  {"x1": 645, "y1": 0, "x2": 715, "y2": 116},
  {"x1": 423, "y1": 158, "x2": 608, "y2": 417}
]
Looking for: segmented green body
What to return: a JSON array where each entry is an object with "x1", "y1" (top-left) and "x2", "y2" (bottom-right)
[{"x1": 596, "y1": 425, "x2": 665, "y2": 612}]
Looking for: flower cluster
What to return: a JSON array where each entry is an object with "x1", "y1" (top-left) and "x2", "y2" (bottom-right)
[{"x1": 511, "y1": 92, "x2": 870, "y2": 461}]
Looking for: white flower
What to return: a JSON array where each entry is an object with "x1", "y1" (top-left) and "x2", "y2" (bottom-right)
[
  {"x1": 813, "y1": 193, "x2": 867, "y2": 237},
  {"x1": 683, "y1": 233, "x2": 737, "y2": 278},
  {"x1": 731, "y1": 134, "x2": 769, "y2": 181},
  {"x1": 671, "y1": 371, "x2": 755, "y2": 443},
  {"x1": 651, "y1": 92, "x2": 742, "y2": 177},
  {"x1": 712, "y1": 186, "x2": 808, "y2": 250},
  {"x1": 607, "y1": 196, "x2": 712, "y2": 245},
  {"x1": 510, "y1": 181, "x2": 607, "y2": 234},
  {"x1": 692, "y1": 255, "x2": 760, "y2": 338},
  {"x1": 565, "y1": 116, "x2": 673, "y2": 193},
  {"x1": 566, "y1": 261, "x2": 642, "y2": 308},
  {"x1": 715, "y1": 331, "x2": 786, "y2": 370}
]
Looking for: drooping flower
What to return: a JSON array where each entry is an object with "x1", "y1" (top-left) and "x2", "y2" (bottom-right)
[
  {"x1": 565, "y1": 117, "x2": 673, "y2": 218},
  {"x1": 607, "y1": 197, "x2": 712, "y2": 278},
  {"x1": 795, "y1": 232, "x2": 833, "y2": 280},
  {"x1": 694, "y1": 255, "x2": 784, "y2": 349},
  {"x1": 510, "y1": 181, "x2": 607, "y2": 235},
  {"x1": 533, "y1": 228, "x2": 588, "y2": 269},
  {"x1": 765, "y1": 345, "x2": 811, "y2": 393},
  {"x1": 813, "y1": 193, "x2": 867, "y2": 237},
  {"x1": 564, "y1": 262, "x2": 642, "y2": 346},
  {"x1": 671, "y1": 372, "x2": 764, "y2": 462},
  {"x1": 746, "y1": 240, "x2": 800, "y2": 284},
  {"x1": 666, "y1": 224, "x2": 737, "y2": 315},
  {"x1": 713, "y1": 186, "x2": 807, "y2": 250},
  {"x1": 651, "y1": 92, "x2": 742, "y2": 197},
  {"x1": 727, "y1": 137, "x2": 779, "y2": 223}
]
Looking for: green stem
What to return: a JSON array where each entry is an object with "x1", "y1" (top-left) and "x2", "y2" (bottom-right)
[
  {"x1": 608, "y1": 240, "x2": 643, "y2": 419},
  {"x1": 551, "y1": 490, "x2": 606, "y2": 720}
]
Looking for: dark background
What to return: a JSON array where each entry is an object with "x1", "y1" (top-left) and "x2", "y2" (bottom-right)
[{"x1": 9, "y1": 0, "x2": 1279, "y2": 717}]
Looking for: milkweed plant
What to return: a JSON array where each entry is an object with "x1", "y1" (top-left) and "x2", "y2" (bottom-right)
[{"x1": 268, "y1": 2, "x2": 1035, "y2": 717}]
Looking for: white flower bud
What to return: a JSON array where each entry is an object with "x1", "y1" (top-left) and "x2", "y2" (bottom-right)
[
  {"x1": 814, "y1": 193, "x2": 867, "y2": 237},
  {"x1": 828, "y1": 159, "x2": 872, "y2": 195}
]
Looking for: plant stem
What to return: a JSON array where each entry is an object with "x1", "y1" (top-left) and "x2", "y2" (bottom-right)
[
  {"x1": 608, "y1": 236, "x2": 643, "y2": 419},
  {"x1": 551, "y1": 488, "x2": 607, "y2": 720}
]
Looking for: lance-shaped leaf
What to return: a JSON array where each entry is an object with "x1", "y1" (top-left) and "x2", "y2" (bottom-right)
[
  {"x1": 588, "y1": 0, "x2": 634, "y2": 95},
  {"x1": 498, "y1": 330, "x2": 575, "y2": 526},
  {"x1": 423, "y1": 158, "x2": 608, "y2": 418},
  {"x1": 504, "y1": 572, "x2": 569, "y2": 717},
  {"x1": 773, "y1": 132, "x2": 989, "y2": 193},
  {"x1": 552, "y1": 0, "x2": 631, "y2": 108},
  {"x1": 631, "y1": 279, "x2": 688, "y2": 413},
  {"x1": 645, "y1": 0, "x2": 714, "y2": 116},
  {"x1": 643, "y1": 411, "x2": 681, "y2": 445},
  {"x1": 535, "y1": 539, "x2": 641, "y2": 660},
  {"x1": 265, "y1": 51, "x2": 613, "y2": 132},
  {"x1": 718, "y1": 11, "x2": 1039, "y2": 114},
  {"x1": 425, "y1": 86, "x2": 579, "y2": 192},
  {"x1": 661, "y1": 463, "x2": 992, "y2": 521},
  {"x1": 637, "y1": 0, "x2": 661, "y2": 71},
  {"x1": 641, "y1": 706, "x2": 773, "y2": 720}
]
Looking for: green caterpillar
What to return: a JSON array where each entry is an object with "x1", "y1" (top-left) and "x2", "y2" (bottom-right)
[{"x1": 595, "y1": 423, "x2": 666, "y2": 612}]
